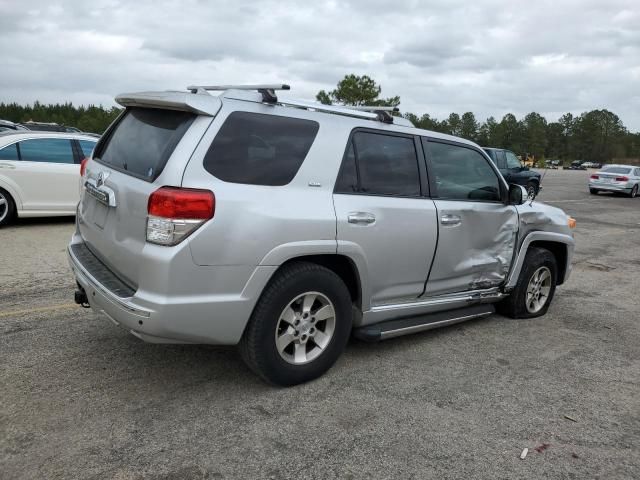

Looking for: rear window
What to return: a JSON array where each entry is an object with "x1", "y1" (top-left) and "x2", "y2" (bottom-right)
[
  {"x1": 203, "y1": 112, "x2": 319, "y2": 186},
  {"x1": 601, "y1": 166, "x2": 631, "y2": 175},
  {"x1": 94, "y1": 108, "x2": 195, "y2": 182}
]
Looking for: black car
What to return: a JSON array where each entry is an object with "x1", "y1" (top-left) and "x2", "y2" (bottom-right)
[
  {"x1": 564, "y1": 160, "x2": 587, "y2": 170},
  {"x1": 483, "y1": 148, "x2": 541, "y2": 197}
]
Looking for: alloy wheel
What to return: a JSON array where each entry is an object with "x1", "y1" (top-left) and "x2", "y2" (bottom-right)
[
  {"x1": 525, "y1": 266, "x2": 552, "y2": 313},
  {"x1": 274, "y1": 291, "x2": 336, "y2": 365},
  {"x1": 0, "y1": 192, "x2": 8, "y2": 223}
]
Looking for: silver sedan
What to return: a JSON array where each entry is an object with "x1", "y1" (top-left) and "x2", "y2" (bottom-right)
[{"x1": 589, "y1": 165, "x2": 640, "y2": 198}]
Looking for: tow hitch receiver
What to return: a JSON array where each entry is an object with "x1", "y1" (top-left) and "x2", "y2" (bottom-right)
[{"x1": 74, "y1": 288, "x2": 90, "y2": 308}]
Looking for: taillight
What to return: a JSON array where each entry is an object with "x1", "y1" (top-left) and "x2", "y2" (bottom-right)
[
  {"x1": 615, "y1": 176, "x2": 629, "y2": 182},
  {"x1": 80, "y1": 158, "x2": 88, "y2": 177},
  {"x1": 590, "y1": 174, "x2": 599, "y2": 179},
  {"x1": 146, "y1": 187, "x2": 215, "y2": 245}
]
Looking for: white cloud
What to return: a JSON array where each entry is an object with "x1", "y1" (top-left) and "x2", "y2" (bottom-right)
[{"x1": 0, "y1": 0, "x2": 639, "y2": 129}]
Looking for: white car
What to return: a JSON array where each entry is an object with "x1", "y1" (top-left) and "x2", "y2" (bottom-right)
[
  {"x1": 589, "y1": 164, "x2": 640, "y2": 198},
  {"x1": 0, "y1": 132, "x2": 98, "y2": 226}
]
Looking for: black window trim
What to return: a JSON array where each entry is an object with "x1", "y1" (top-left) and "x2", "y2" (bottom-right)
[
  {"x1": 333, "y1": 127, "x2": 429, "y2": 198},
  {"x1": 422, "y1": 137, "x2": 509, "y2": 204}
]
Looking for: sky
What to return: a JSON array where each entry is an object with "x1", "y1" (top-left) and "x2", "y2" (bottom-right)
[{"x1": 1, "y1": 0, "x2": 639, "y2": 130}]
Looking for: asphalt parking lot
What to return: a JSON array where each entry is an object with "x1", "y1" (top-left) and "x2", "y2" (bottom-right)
[{"x1": 1, "y1": 169, "x2": 639, "y2": 479}]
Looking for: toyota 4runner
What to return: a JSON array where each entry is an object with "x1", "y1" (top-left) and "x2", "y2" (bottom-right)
[{"x1": 69, "y1": 84, "x2": 575, "y2": 386}]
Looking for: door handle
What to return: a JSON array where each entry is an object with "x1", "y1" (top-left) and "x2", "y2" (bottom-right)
[
  {"x1": 440, "y1": 214, "x2": 461, "y2": 226},
  {"x1": 0, "y1": 163, "x2": 16, "y2": 169},
  {"x1": 348, "y1": 212, "x2": 376, "y2": 225}
]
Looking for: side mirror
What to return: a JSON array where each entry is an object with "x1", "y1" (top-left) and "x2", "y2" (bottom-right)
[{"x1": 508, "y1": 184, "x2": 528, "y2": 205}]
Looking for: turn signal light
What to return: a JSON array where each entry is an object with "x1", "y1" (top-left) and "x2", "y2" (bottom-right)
[
  {"x1": 568, "y1": 217, "x2": 576, "y2": 229},
  {"x1": 146, "y1": 187, "x2": 215, "y2": 245}
]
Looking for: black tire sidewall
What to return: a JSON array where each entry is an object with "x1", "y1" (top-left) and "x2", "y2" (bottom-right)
[
  {"x1": 243, "y1": 264, "x2": 352, "y2": 386},
  {"x1": 0, "y1": 188, "x2": 15, "y2": 226},
  {"x1": 631, "y1": 185, "x2": 638, "y2": 198}
]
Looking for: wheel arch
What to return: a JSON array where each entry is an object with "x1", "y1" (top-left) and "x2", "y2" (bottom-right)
[{"x1": 506, "y1": 232, "x2": 574, "y2": 289}]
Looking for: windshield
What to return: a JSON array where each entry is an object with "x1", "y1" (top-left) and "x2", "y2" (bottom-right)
[{"x1": 601, "y1": 166, "x2": 631, "y2": 175}]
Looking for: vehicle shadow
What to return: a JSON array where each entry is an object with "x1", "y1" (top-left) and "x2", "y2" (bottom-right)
[{"x1": 11, "y1": 216, "x2": 75, "y2": 228}]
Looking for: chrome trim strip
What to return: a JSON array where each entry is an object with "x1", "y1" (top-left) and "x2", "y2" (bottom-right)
[
  {"x1": 68, "y1": 245, "x2": 151, "y2": 317},
  {"x1": 380, "y1": 312, "x2": 493, "y2": 340},
  {"x1": 371, "y1": 288, "x2": 504, "y2": 313}
]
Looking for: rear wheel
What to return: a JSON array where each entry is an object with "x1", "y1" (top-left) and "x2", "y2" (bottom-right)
[
  {"x1": 239, "y1": 262, "x2": 353, "y2": 386},
  {"x1": 497, "y1": 247, "x2": 557, "y2": 319},
  {"x1": 0, "y1": 188, "x2": 16, "y2": 227},
  {"x1": 589, "y1": 188, "x2": 599, "y2": 195},
  {"x1": 630, "y1": 184, "x2": 638, "y2": 198}
]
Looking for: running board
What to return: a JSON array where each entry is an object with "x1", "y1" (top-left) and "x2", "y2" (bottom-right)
[{"x1": 353, "y1": 305, "x2": 495, "y2": 342}]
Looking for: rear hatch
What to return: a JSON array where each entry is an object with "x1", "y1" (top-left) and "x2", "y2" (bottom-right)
[{"x1": 78, "y1": 102, "x2": 215, "y2": 288}]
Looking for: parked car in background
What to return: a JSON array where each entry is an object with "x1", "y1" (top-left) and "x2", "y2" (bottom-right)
[
  {"x1": 581, "y1": 161, "x2": 595, "y2": 168},
  {"x1": 564, "y1": 160, "x2": 587, "y2": 170},
  {"x1": 14, "y1": 121, "x2": 101, "y2": 138},
  {"x1": 483, "y1": 147, "x2": 542, "y2": 197},
  {"x1": 589, "y1": 165, "x2": 640, "y2": 197},
  {"x1": 68, "y1": 85, "x2": 575, "y2": 386},
  {"x1": 545, "y1": 159, "x2": 560, "y2": 169},
  {"x1": 0, "y1": 119, "x2": 28, "y2": 132},
  {"x1": 0, "y1": 131, "x2": 98, "y2": 226}
]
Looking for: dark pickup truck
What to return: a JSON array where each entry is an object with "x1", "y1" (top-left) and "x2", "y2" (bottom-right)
[{"x1": 483, "y1": 148, "x2": 541, "y2": 197}]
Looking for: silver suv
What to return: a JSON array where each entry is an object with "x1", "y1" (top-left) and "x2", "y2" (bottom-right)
[{"x1": 69, "y1": 84, "x2": 575, "y2": 386}]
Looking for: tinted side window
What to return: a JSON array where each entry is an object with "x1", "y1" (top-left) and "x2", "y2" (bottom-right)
[
  {"x1": 348, "y1": 132, "x2": 420, "y2": 196},
  {"x1": 78, "y1": 140, "x2": 97, "y2": 158},
  {"x1": 0, "y1": 143, "x2": 19, "y2": 161},
  {"x1": 426, "y1": 141, "x2": 501, "y2": 202},
  {"x1": 496, "y1": 150, "x2": 507, "y2": 169},
  {"x1": 204, "y1": 112, "x2": 319, "y2": 186},
  {"x1": 19, "y1": 139, "x2": 74, "y2": 164}
]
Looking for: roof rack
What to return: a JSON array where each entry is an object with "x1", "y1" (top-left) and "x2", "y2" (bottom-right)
[
  {"x1": 186, "y1": 84, "x2": 290, "y2": 103},
  {"x1": 185, "y1": 84, "x2": 404, "y2": 125}
]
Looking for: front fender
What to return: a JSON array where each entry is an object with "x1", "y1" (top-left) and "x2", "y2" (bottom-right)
[{"x1": 505, "y1": 231, "x2": 575, "y2": 289}]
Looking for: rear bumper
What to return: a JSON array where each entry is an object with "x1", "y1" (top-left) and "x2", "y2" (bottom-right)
[
  {"x1": 68, "y1": 240, "x2": 276, "y2": 344},
  {"x1": 589, "y1": 182, "x2": 631, "y2": 192}
]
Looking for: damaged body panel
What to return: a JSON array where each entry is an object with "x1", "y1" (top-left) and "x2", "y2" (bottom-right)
[{"x1": 424, "y1": 200, "x2": 519, "y2": 296}]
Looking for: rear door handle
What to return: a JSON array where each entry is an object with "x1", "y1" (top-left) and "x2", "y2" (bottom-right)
[
  {"x1": 440, "y1": 214, "x2": 461, "y2": 226},
  {"x1": 348, "y1": 212, "x2": 376, "y2": 225}
]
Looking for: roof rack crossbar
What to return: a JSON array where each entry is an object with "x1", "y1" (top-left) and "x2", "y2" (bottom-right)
[
  {"x1": 186, "y1": 84, "x2": 290, "y2": 103},
  {"x1": 276, "y1": 99, "x2": 380, "y2": 121},
  {"x1": 347, "y1": 106, "x2": 400, "y2": 123}
]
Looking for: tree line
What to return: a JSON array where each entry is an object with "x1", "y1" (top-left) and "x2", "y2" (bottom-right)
[
  {"x1": 318, "y1": 75, "x2": 640, "y2": 163},
  {"x1": 2, "y1": 75, "x2": 639, "y2": 163},
  {"x1": 0, "y1": 101, "x2": 121, "y2": 135}
]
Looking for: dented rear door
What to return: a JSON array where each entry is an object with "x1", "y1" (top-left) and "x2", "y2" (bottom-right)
[{"x1": 422, "y1": 139, "x2": 518, "y2": 296}]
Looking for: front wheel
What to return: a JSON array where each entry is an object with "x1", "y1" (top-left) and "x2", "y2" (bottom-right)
[
  {"x1": 497, "y1": 247, "x2": 558, "y2": 319},
  {"x1": 526, "y1": 181, "x2": 538, "y2": 199},
  {"x1": 630, "y1": 184, "x2": 638, "y2": 198},
  {"x1": 239, "y1": 262, "x2": 353, "y2": 386}
]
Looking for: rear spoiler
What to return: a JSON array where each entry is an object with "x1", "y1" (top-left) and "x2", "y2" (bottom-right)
[{"x1": 115, "y1": 91, "x2": 222, "y2": 116}]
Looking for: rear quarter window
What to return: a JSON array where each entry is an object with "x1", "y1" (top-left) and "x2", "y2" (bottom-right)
[
  {"x1": 203, "y1": 112, "x2": 319, "y2": 186},
  {"x1": 94, "y1": 108, "x2": 195, "y2": 182}
]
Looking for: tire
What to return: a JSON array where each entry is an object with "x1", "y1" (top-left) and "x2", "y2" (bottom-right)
[
  {"x1": 497, "y1": 247, "x2": 557, "y2": 319},
  {"x1": 526, "y1": 181, "x2": 538, "y2": 199},
  {"x1": 239, "y1": 261, "x2": 353, "y2": 386},
  {"x1": 589, "y1": 188, "x2": 599, "y2": 195},
  {"x1": 630, "y1": 184, "x2": 638, "y2": 198},
  {"x1": 0, "y1": 188, "x2": 16, "y2": 227}
]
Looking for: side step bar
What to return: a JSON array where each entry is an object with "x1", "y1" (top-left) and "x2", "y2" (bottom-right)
[{"x1": 353, "y1": 305, "x2": 495, "y2": 342}]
